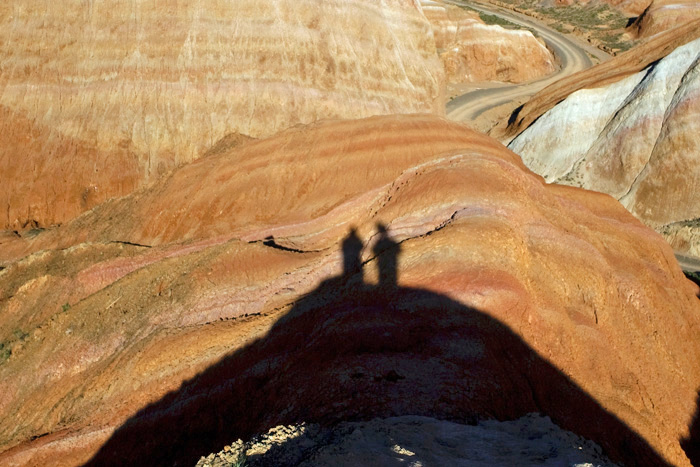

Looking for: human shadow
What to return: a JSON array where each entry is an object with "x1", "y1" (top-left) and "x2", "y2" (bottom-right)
[
  {"x1": 86, "y1": 227, "x2": 669, "y2": 466},
  {"x1": 374, "y1": 223, "x2": 399, "y2": 289},
  {"x1": 682, "y1": 390, "x2": 700, "y2": 466}
]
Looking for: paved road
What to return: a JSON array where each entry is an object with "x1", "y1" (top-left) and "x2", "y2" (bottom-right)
[
  {"x1": 676, "y1": 253, "x2": 700, "y2": 272},
  {"x1": 444, "y1": 0, "x2": 610, "y2": 124}
]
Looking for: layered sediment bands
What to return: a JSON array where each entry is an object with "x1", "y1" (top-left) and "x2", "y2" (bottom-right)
[
  {"x1": 420, "y1": 0, "x2": 556, "y2": 83},
  {"x1": 0, "y1": 106, "x2": 142, "y2": 230},
  {"x1": 0, "y1": 115, "x2": 499, "y2": 263},
  {"x1": 0, "y1": 116, "x2": 698, "y2": 466},
  {"x1": 509, "y1": 38, "x2": 700, "y2": 257},
  {"x1": 0, "y1": 0, "x2": 444, "y2": 230},
  {"x1": 634, "y1": 0, "x2": 700, "y2": 38},
  {"x1": 501, "y1": 19, "x2": 700, "y2": 140},
  {"x1": 420, "y1": 0, "x2": 483, "y2": 50}
]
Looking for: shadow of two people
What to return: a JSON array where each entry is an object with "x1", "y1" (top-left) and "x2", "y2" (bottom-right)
[{"x1": 86, "y1": 226, "x2": 687, "y2": 466}]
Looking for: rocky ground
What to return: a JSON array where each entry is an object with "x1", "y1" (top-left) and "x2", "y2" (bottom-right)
[
  {"x1": 1, "y1": 115, "x2": 698, "y2": 467},
  {"x1": 197, "y1": 414, "x2": 617, "y2": 467}
]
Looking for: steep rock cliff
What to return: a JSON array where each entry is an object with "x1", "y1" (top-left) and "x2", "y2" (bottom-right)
[{"x1": 421, "y1": 0, "x2": 556, "y2": 84}]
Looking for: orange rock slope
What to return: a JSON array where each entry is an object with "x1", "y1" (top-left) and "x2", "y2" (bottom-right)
[
  {"x1": 421, "y1": 0, "x2": 556, "y2": 83},
  {"x1": 0, "y1": 0, "x2": 444, "y2": 231},
  {"x1": 0, "y1": 116, "x2": 698, "y2": 467},
  {"x1": 633, "y1": 0, "x2": 700, "y2": 38}
]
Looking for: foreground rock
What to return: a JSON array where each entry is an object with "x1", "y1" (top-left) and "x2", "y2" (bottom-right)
[
  {"x1": 0, "y1": 116, "x2": 698, "y2": 466},
  {"x1": 197, "y1": 414, "x2": 617, "y2": 466},
  {"x1": 0, "y1": 0, "x2": 444, "y2": 231},
  {"x1": 509, "y1": 37, "x2": 700, "y2": 258},
  {"x1": 421, "y1": 0, "x2": 556, "y2": 84}
]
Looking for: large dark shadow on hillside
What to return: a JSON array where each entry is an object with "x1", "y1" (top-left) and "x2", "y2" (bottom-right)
[
  {"x1": 682, "y1": 391, "x2": 700, "y2": 466},
  {"x1": 86, "y1": 227, "x2": 670, "y2": 467}
]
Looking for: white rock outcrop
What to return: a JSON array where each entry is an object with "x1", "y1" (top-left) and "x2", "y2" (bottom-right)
[{"x1": 509, "y1": 37, "x2": 700, "y2": 257}]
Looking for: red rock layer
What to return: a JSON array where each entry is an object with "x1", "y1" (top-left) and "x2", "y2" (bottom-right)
[
  {"x1": 1, "y1": 115, "x2": 488, "y2": 263},
  {"x1": 0, "y1": 116, "x2": 698, "y2": 466},
  {"x1": 0, "y1": 0, "x2": 444, "y2": 231}
]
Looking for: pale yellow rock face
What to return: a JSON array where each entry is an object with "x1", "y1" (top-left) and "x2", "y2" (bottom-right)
[
  {"x1": 0, "y1": 0, "x2": 444, "y2": 230},
  {"x1": 420, "y1": 0, "x2": 556, "y2": 84},
  {"x1": 421, "y1": 0, "x2": 483, "y2": 50},
  {"x1": 440, "y1": 24, "x2": 557, "y2": 83}
]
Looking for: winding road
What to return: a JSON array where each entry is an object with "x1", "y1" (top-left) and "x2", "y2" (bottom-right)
[
  {"x1": 444, "y1": 0, "x2": 609, "y2": 123},
  {"x1": 676, "y1": 254, "x2": 700, "y2": 273}
]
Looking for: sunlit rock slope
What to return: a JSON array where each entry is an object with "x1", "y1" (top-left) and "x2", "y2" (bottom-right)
[
  {"x1": 634, "y1": 0, "x2": 700, "y2": 38},
  {"x1": 0, "y1": 0, "x2": 444, "y2": 231},
  {"x1": 420, "y1": 0, "x2": 556, "y2": 83},
  {"x1": 509, "y1": 37, "x2": 700, "y2": 258},
  {"x1": 0, "y1": 116, "x2": 698, "y2": 467}
]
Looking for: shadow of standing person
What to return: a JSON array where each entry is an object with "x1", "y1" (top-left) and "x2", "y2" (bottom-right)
[
  {"x1": 342, "y1": 228, "x2": 363, "y2": 281},
  {"x1": 374, "y1": 223, "x2": 400, "y2": 289}
]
